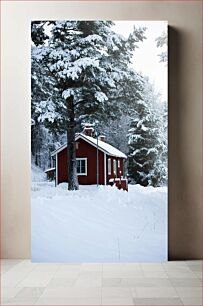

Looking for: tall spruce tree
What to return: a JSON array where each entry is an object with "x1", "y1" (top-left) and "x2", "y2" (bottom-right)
[
  {"x1": 31, "y1": 21, "x2": 146, "y2": 190},
  {"x1": 31, "y1": 47, "x2": 66, "y2": 169},
  {"x1": 128, "y1": 78, "x2": 166, "y2": 186},
  {"x1": 152, "y1": 100, "x2": 167, "y2": 186}
]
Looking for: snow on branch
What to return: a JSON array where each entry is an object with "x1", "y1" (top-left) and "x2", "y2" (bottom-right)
[
  {"x1": 95, "y1": 91, "x2": 108, "y2": 103},
  {"x1": 62, "y1": 88, "x2": 74, "y2": 99}
]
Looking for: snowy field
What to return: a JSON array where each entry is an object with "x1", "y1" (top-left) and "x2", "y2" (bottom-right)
[{"x1": 32, "y1": 176, "x2": 167, "y2": 263}]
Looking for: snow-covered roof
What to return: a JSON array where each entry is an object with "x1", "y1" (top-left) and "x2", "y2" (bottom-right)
[
  {"x1": 51, "y1": 133, "x2": 127, "y2": 159},
  {"x1": 81, "y1": 134, "x2": 127, "y2": 158}
]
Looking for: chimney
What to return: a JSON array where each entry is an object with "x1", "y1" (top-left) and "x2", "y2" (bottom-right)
[
  {"x1": 98, "y1": 135, "x2": 106, "y2": 142},
  {"x1": 83, "y1": 125, "x2": 94, "y2": 137}
]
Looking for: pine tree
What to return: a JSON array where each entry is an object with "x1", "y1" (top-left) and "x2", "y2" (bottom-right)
[
  {"x1": 128, "y1": 107, "x2": 158, "y2": 186},
  {"x1": 31, "y1": 47, "x2": 66, "y2": 169},
  {"x1": 152, "y1": 100, "x2": 167, "y2": 186},
  {"x1": 31, "y1": 21, "x2": 146, "y2": 190},
  {"x1": 128, "y1": 78, "x2": 166, "y2": 186},
  {"x1": 96, "y1": 68, "x2": 145, "y2": 155}
]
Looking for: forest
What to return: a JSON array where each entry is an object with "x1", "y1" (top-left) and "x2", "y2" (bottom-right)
[{"x1": 31, "y1": 21, "x2": 167, "y2": 190}]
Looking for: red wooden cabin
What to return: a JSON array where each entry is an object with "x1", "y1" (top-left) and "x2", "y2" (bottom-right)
[{"x1": 51, "y1": 127, "x2": 127, "y2": 186}]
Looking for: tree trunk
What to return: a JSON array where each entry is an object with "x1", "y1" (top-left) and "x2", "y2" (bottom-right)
[{"x1": 67, "y1": 96, "x2": 79, "y2": 190}]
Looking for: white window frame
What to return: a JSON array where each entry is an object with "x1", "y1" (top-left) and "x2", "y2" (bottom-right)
[
  {"x1": 118, "y1": 159, "x2": 120, "y2": 168},
  {"x1": 113, "y1": 159, "x2": 117, "y2": 176},
  {"x1": 76, "y1": 158, "x2": 87, "y2": 176},
  {"x1": 108, "y1": 158, "x2": 111, "y2": 175}
]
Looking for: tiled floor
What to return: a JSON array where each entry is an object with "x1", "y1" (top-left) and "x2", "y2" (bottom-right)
[{"x1": 1, "y1": 260, "x2": 202, "y2": 305}]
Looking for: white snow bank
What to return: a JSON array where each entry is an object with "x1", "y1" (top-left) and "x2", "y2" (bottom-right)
[{"x1": 32, "y1": 183, "x2": 167, "y2": 262}]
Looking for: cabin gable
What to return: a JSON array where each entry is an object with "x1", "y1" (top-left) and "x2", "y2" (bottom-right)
[
  {"x1": 76, "y1": 138, "x2": 104, "y2": 185},
  {"x1": 57, "y1": 138, "x2": 105, "y2": 185}
]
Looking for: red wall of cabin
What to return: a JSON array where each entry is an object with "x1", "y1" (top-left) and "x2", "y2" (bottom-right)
[
  {"x1": 57, "y1": 138, "x2": 104, "y2": 185},
  {"x1": 106, "y1": 156, "x2": 124, "y2": 184},
  {"x1": 76, "y1": 139, "x2": 104, "y2": 185},
  {"x1": 57, "y1": 138, "x2": 125, "y2": 185},
  {"x1": 57, "y1": 149, "x2": 68, "y2": 184}
]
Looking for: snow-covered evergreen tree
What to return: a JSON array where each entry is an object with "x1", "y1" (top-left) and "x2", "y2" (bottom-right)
[
  {"x1": 128, "y1": 107, "x2": 158, "y2": 186},
  {"x1": 31, "y1": 48, "x2": 66, "y2": 169},
  {"x1": 152, "y1": 100, "x2": 167, "y2": 186},
  {"x1": 96, "y1": 69, "x2": 145, "y2": 155},
  {"x1": 31, "y1": 21, "x2": 146, "y2": 190},
  {"x1": 31, "y1": 123, "x2": 65, "y2": 170},
  {"x1": 128, "y1": 78, "x2": 167, "y2": 186}
]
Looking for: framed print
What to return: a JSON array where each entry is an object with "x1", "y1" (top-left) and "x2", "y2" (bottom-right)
[{"x1": 31, "y1": 20, "x2": 168, "y2": 262}]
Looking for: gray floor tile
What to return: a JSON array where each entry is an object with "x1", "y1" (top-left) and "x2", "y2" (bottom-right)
[
  {"x1": 180, "y1": 296, "x2": 203, "y2": 305},
  {"x1": 102, "y1": 287, "x2": 132, "y2": 298},
  {"x1": 175, "y1": 286, "x2": 202, "y2": 298},
  {"x1": 81, "y1": 263, "x2": 102, "y2": 272},
  {"x1": 102, "y1": 297, "x2": 134, "y2": 305},
  {"x1": 143, "y1": 271, "x2": 168, "y2": 278},
  {"x1": 123, "y1": 277, "x2": 172, "y2": 287},
  {"x1": 2, "y1": 296, "x2": 39, "y2": 305},
  {"x1": 1, "y1": 259, "x2": 202, "y2": 306},
  {"x1": 41, "y1": 286, "x2": 101, "y2": 298},
  {"x1": 35, "y1": 297, "x2": 102, "y2": 305},
  {"x1": 169, "y1": 278, "x2": 202, "y2": 287},
  {"x1": 75, "y1": 277, "x2": 102, "y2": 287},
  {"x1": 1, "y1": 287, "x2": 23, "y2": 299},
  {"x1": 15, "y1": 287, "x2": 45, "y2": 298},
  {"x1": 135, "y1": 286, "x2": 179, "y2": 298},
  {"x1": 194, "y1": 271, "x2": 202, "y2": 279},
  {"x1": 186, "y1": 260, "x2": 202, "y2": 266},
  {"x1": 133, "y1": 297, "x2": 183, "y2": 305},
  {"x1": 141, "y1": 263, "x2": 165, "y2": 272},
  {"x1": 166, "y1": 271, "x2": 197, "y2": 278},
  {"x1": 47, "y1": 277, "x2": 76, "y2": 288},
  {"x1": 102, "y1": 278, "x2": 122, "y2": 287},
  {"x1": 164, "y1": 265, "x2": 192, "y2": 272},
  {"x1": 189, "y1": 265, "x2": 202, "y2": 272}
]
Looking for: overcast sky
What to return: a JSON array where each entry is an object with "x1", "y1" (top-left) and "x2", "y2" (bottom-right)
[{"x1": 113, "y1": 21, "x2": 168, "y2": 102}]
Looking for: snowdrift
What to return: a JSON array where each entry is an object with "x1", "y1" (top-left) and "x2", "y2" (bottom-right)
[{"x1": 31, "y1": 182, "x2": 167, "y2": 262}]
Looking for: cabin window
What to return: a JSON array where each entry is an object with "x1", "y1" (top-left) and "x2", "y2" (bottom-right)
[
  {"x1": 76, "y1": 158, "x2": 87, "y2": 175},
  {"x1": 118, "y1": 159, "x2": 120, "y2": 168},
  {"x1": 113, "y1": 159, "x2": 117, "y2": 176},
  {"x1": 108, "y1": 158, "x2": 111, "y2": 175}
]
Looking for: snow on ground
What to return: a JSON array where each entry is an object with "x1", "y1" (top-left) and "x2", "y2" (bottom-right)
[
  {"x1": 32, "y1": 180, "x2": 167, "y2": 262},
  {"x1": 31, "y1": 163, "x2": 46, "y2": 182}
]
